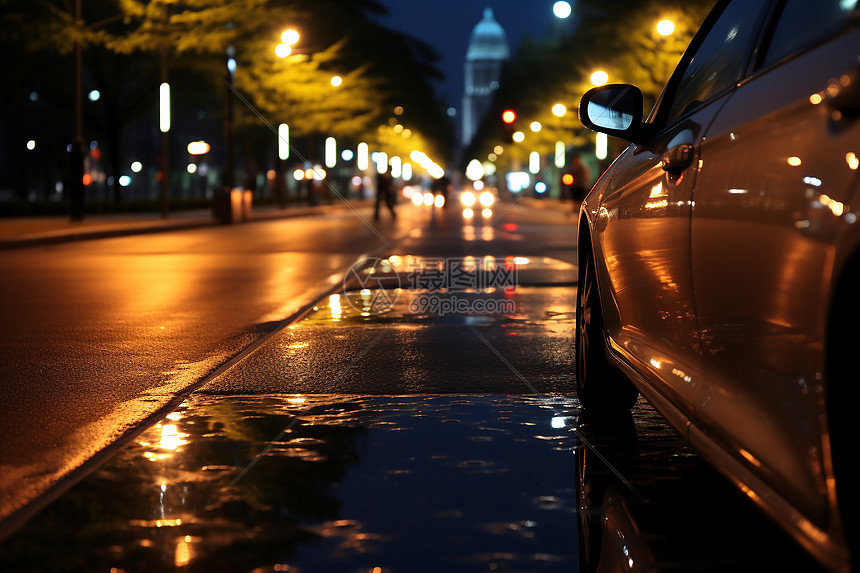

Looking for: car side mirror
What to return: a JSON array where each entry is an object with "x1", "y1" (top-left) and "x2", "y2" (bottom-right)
[{"x1": 579, "y1": 84, "x2": 651, "y2": 145}]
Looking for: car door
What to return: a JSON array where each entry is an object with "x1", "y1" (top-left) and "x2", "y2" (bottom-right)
[
  {"x1": 595, "y1": 0, "x2": 771, "y2": 414},
  {"x1": 689, "y1": 0, "x2": 860, "y2": 529}
]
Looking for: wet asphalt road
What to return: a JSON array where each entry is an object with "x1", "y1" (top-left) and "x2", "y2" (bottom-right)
[{"x1": 0, "y1": 198, "x2": 828, "y2": 571}]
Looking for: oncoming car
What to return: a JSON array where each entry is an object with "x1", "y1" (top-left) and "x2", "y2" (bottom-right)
[{"x1": 575, "y1": 0, "x2": 859, "y2": 571}]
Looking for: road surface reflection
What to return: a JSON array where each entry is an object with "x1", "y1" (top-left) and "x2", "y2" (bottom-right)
[{"x1": 0, "y1": 394, "x2": 579, "y2": 572}]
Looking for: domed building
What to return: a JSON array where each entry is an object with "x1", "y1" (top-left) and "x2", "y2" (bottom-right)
[{"x1": 462, "y1": 7, "x2": 510, "y2": 146}]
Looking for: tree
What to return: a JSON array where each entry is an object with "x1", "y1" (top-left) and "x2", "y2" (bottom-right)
[{"x1": 465, "y1": 0, "x2": 715, "y2": 170}]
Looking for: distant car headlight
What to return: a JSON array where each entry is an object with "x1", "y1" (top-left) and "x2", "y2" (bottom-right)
[
  {"x1": 461, "y1": 191, "x2": 476, "y2": 207},
  {"x1": 479, "y1": 191, "x2": 495, "y2": 207}
]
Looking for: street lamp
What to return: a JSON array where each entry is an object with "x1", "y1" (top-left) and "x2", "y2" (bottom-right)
[
  {"x1": 276, "y1": 29, "x2": 300, "y2": 57},
  {"x1": 552, "y1": 1, "x2": 572, "y2": 19},
  {"x1": 590, "y1": 70, "x2": 609, "y2": 86},
  {"x1": 656, "y1": 19, "x2": 675, "y2": 37}
]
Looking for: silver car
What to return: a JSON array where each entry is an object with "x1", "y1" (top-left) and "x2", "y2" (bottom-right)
[{"x1": 576, "y1": 0, "x2": 859, "y2": 570}]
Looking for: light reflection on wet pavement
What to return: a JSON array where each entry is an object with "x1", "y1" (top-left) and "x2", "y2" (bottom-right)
[
  {"x1": 0, "y1": 394, "x2": 580, "y2": 572},
  {"x1": 0, "y1": 252, "x2": 828, "y2": 572}
]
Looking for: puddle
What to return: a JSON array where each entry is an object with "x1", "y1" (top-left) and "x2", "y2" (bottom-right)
[{"x1": 0, "y1": 394, "x2": 580, "y2": 573}]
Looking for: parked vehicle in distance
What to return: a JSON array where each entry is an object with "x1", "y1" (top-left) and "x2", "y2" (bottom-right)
[{"x1": 576, "y1": 0, "x2": 859, "y2": 571}]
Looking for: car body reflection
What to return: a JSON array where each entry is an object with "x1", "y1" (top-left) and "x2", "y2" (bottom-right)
[{"x1": 574, "y1": 404, "x2": 827, "y2": 573}]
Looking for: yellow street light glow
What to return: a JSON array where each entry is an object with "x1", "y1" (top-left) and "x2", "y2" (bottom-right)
[
  {"x1": 281, "y1": 29, "x2": 300, "y2": 45},
  {"x1": 529, "y1": 151, "x2": 540, "y2": 174},
  {"x1": 530, "y1": 121, "x2": 542, "y2": 132},
  {"x1": 552, "y1": 103, "x2": 566, "y2": 117},
  {"x1": 293, "y1": 168, "x2": 305, "y2": 180},
  {"x1": 787, "y1": 156, "x2": 802, "y2": 167},
  {"x1": 512, "y1": 131, "x2": 525, "y2": 143},
  {"x1": 555, "y1": 141, "x2": 566, "y2": 168},
  {"x1": 325, "y1": 137, "x2": 337, "y2": 168},
  {"x1": 186, "y1": 141, "x2": 210, "y2": 155},
  {"x1": 376, "y1": 151, "x2": 388, "y2": 174},
  {"x1": 423, "y1": 192, "x2": 434, "y2": 206},
  {"x1": 278, "y1": 123, "x2": 290, "y2": 160},
  {"x1": 596, "y1": 132, "x2": 608, "y2": 160},
  {"x1": 330, "y1": 75, "x2": 342, "y2": 87},
  {"x1": 465, "y1": 159, "x2": 484, "y2": 181},
  {"x1": 656, "y1": 19, "x2": 675, "y2": 36},
  {"x1": 275, "y1": 44, "x2": 291, "y2": 58},
  {"x1": 159, "y1": 82, "x2": 170, "y2": 133},
  {"x1": 390, "y1": 156, "x2": 402, "y2": 178},
  {"x1": 590, "y1": 71, "x2": 609, "y2": 86},
  {"x1": 357, "y1": 142, "x2": 369, "y2": 171}
]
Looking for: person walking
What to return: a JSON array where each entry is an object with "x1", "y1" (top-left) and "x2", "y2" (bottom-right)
[
  {"x1": 569, "y1": 153, "x2": 591, "y2": 208},
  {"x1": 374, "y1": 170, "x2": 396, "y2": 220}
]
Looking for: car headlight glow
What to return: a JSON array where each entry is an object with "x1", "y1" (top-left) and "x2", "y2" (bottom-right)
[
  {"x1": 461, "y1": 191, "x2": 476, "y2": 207},
  {"x1": 479, "y1": 191, "x2": 495, "y2": 207}
]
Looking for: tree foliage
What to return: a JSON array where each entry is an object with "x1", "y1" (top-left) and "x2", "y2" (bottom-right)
[
  {"x1": 1, "y1": 0, "x2": 455, "y2": 189},
  {"x1": 467, "y1": 0, "x2": 716, "y2": 166}
]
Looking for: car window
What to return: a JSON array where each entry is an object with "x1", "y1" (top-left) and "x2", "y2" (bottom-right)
[
  {"x1": 761, "y1": 0, "x2": 858, "y2": 68},
  {"x1": 666, "y1": 0, "x2": 770, "y2": 122}
]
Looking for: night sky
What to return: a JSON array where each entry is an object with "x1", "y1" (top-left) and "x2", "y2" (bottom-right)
[{"x1": 375, "y1": 1, "x2": 560, "y2": 113}]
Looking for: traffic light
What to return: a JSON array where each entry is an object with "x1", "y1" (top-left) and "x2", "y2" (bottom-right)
[
  {"x1": 561, "y1": 172, "x2": 575, "y2": 200},
  {"x1": 501, "y1": 109, "x2": 516, "y2": 142}
]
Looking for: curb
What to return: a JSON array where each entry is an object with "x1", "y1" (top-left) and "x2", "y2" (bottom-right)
[{"x1": 0, "y1": 201, "x2": 372, "y2": 250}]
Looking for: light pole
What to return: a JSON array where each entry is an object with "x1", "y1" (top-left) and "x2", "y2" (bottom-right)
[
  {"x1": 69, "y1": 0, "x2": 85, "y2": 221},
  {"x1": 159, "y1": 45, "x2": 170, "y2": 218}
]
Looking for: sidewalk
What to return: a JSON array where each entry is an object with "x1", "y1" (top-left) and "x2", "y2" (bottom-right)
[{"x1": 0, "y1": 200, "x2": 372, "y2": 250}]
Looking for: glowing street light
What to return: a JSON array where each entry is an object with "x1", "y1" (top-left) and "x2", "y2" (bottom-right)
[
  {"x1": 186, "y1": 141, "x2": 210, "y2": 155},
  {"x1": 590, "y1": 70, "x2": 609, "y2": 86},
  {"x1": 656, "y1": 19, "x2": 675, "y2": 36},
  {"x1": 276, "y1": 28, "x2": 300, "y2": 57},
  {"x1": 325, "y1": 137, "x2": 337, "y2": 168},
  {"x1": 330, "y1": 75, "x2": 342, "y2": 87},
  {"x1": 159, "y1": 83, "x2": 170, "y2": 133},
  {"x1": 278, "y1": 124, "x2": 290, "y2": 160},
  {"x1": 357, "y1": 142, "x2": 369, "y2": 171},
  {"x1": 281, "y1": 29, "x2": 300, "y2": 45},
  {"x1": 552, "y1": 1, "x2": 572, "y2": 19},
  {"x1": 552, "y1": 103, "x2": 567, "y2": 117}
]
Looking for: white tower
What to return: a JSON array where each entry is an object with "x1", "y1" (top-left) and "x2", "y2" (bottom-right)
[{"x1": 462, "y1": 7, "x2": 510, "y2": 147}]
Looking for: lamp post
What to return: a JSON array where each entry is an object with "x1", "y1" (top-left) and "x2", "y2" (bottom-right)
[
  {"x1": 69, "y1": 0, "x2": 85, "y2": 221},
  {"x1": 159, "y1": 45, "x2": 170, "y2": 218}
]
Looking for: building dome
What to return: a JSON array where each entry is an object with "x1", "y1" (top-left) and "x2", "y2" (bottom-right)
[{"x1": 466, "y1": 7, "x2": 510, "y2": 62}]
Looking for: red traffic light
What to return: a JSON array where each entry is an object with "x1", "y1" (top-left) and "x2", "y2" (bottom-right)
[
  {"x1": 562, "y1": 173, "x2": 574, "y2": 186},
  {"x1": 501, "y1": 109, "x2": 516, "y2": 124}
]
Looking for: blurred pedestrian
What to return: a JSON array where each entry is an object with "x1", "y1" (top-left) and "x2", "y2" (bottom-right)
[
  {"x1": 432, "y1": 172, "x2": 451, "y2": 208},
  {"x1": 374, "y1": 170, "x2": 396, "y2": 220},
  {"x1": 569, "y1": 153, "x2": 591, "y2": 208}
]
